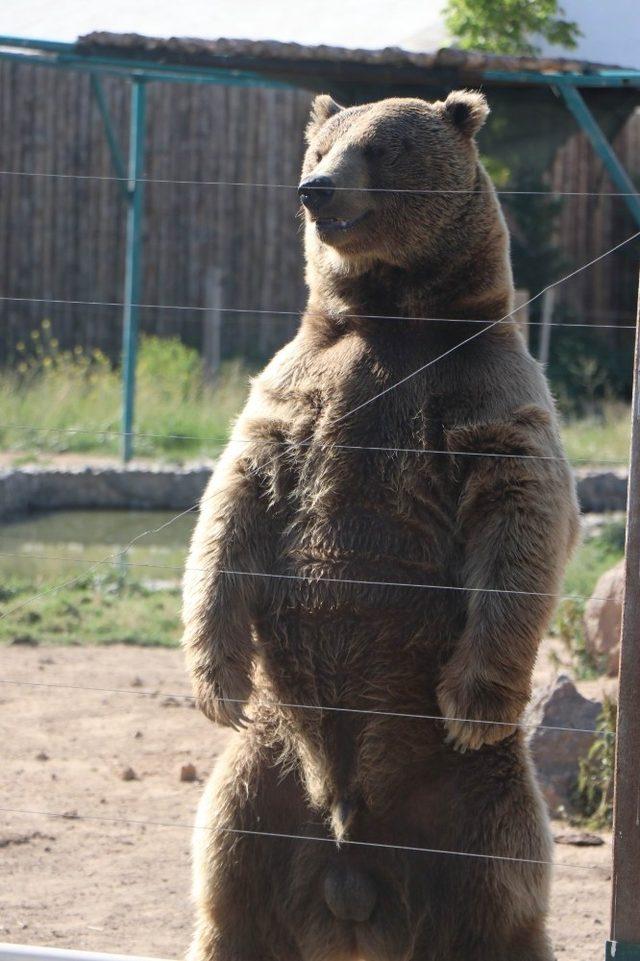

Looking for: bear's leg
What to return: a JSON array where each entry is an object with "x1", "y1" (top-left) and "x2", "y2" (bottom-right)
[
  {"x1": 401, "y1": 742, "x2": 554, "y2": 961},
  {"x1": 505, "y1": 919, "x2": 554, "y2": 961},
  {"x1": 188, "y1": 722, "x2": 350, "y2": 961},
  {"x1": 188, "y1": 730, "x2": 309, "y2": 961}
]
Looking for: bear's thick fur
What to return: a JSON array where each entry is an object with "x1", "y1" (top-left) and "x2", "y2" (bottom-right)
[{"x1": 182, "y1": 91, "x2": 579, "y2": 961}]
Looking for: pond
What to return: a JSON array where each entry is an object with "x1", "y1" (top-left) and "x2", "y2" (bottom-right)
[{"x1": 0, "y1": 509, "x2": 197, "y2": 581}]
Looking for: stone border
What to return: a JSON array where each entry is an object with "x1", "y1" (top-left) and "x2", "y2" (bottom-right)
[
  {"x1": 0, "y1": 465, "x2": 629, "y2": 521},
  {"x1": 0, "y1": 465, "x2": 213, "y2": 521}
]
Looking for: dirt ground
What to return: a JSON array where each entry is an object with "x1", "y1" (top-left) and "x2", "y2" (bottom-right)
[{"x1": 0, "y1": 645, "x2": 612, "y2": 960}]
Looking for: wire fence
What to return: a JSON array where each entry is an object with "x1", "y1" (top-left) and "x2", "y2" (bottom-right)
[
  {"x1": 2, "y1": 167, "x2": 640, "y2": 196},
  {"x1": 0, "y1": 424, "x2": 631, "y2": 464},
  {"x1": 0, "y1": 146, "x2": 635, "y2": 916},
  {"x1": 0, "y1": 807, "x2": 601, "y2": 871},
  {"x1": 1, "y1": 292, "x2": 637, "y2": 329},
  {"x1": 0, "y1": 678, "x2": 614, "y2": 739},
  {"x1": 0, "y1": 549, "x2": 625, "y2": 607},
  {"x1": 0, "y1": 806, "x2": 603, "y2": 872}
]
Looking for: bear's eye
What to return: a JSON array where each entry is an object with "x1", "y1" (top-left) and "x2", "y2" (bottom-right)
[{"x1": 315, "y1": 150, "x2": 324, "y2": 163}]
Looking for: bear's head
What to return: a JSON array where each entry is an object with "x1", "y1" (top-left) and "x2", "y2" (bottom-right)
[{"x1": 299, "y1": 91, "x2": 491, "y2": 271}]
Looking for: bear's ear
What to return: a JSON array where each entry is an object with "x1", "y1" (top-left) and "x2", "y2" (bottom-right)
[
  {"x1": 442, "y1": 90, "x2": 489, "y2": 138},
  {"x1": 305, "y1": 94, "x2": 343, "y2": 142}
]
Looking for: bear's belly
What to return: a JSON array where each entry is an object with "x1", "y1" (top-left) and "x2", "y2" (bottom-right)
[
  {"x1": 253, "y1": 470, "x2": 464, "y2": 806},
  {"x1": 257, "y1": 494, "x2": 462, "y2": 695},
  {"x1": 254, "y1": 603, "x2": 456, "y2": 816}
]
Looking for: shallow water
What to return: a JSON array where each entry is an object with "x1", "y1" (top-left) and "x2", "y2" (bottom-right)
[{"x1": 0, "y1": 509, "x2": 196, "y2": 580}]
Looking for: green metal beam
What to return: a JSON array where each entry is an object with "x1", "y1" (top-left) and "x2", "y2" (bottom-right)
[
  {"x1": 0, "y1": 35, "x2": 73, "y2": 53},
  {"x1": 556, "y1": 82, "x2": 640, "y2": 228},
  {"x1": 484, "y1": 68, "x2": 640, "y2": 88},
  {"x1": 0, "y1": 37, "x2": 294, "y2": 89},
  {"x1": 121, "y1": 78, "x2": 147, "y2": 463},
  {"x1": 89, "y1": 75, "x2": 128, "y2": 196},
  {"x1": 606, "y1": 941, "x2": 640, "y2": 960}
]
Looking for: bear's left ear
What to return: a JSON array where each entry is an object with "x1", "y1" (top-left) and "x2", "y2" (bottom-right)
[
  {"x1": 305, "y1": 94, "x2": 343, "y2": 142},
  {"x1": 442, "y1": 90, "x2": 489, "y2": 138}
]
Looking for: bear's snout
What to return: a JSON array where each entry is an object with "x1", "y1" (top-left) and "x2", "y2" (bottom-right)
[{"x1": 298, "y1": 175, "x2": 335, "y2": 213}]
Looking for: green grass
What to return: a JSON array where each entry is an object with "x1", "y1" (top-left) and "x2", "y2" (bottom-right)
[
  {"x1": 573, "y1": 696, "x2": 616, "y2": 828},
  {"x1": 1, "y1": 324, "x2": 251, "y2": 460},
  {"x1": 0, "y1": 521, "x2": 626, "y2": 650},
  {"x1": 560, "y1": 402, "x2": 631, "y2": 467},
  {"x1": 0, "y1": 322, "x2": 632, "y2": 466},
  {"x1": 563, "y1": 520, "x2": 625, "y2": 600},
  {"x1": 0, "y1": 571, "x2": 181, "y2": 647},
  {"x1": 553, "y1": 520, "x2": 626, "y2": 678}
]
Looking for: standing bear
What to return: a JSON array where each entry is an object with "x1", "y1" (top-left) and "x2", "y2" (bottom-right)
[{"x1": 182, "y1": 91, "x2": 579, "y2": 961}]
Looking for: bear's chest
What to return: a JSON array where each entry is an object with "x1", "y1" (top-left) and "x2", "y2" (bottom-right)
[{"x1": 259, "y1": 333, "x2": 464, "y2": 575}]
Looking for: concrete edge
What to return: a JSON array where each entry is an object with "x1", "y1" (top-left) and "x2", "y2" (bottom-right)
[{"x1": 0, "y1": 464, "x2": 629, "y2": 521}]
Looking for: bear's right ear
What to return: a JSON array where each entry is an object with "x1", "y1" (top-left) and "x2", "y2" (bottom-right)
[{"x1": 305, "y1": 95, "x2": 343, "y2": 142}]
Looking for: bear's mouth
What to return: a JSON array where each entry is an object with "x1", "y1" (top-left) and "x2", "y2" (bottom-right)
[{"x1": 315, "y1": 211, "x2": 371, "y2": 235}]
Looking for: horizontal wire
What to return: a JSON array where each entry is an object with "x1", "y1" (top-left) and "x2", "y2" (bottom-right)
[
  {"x1": 0, "y1": 548, "x2": 619, "y2": 606},
  {"x1": 0, "y1": 167, "x2": 639, "y2": 198},
  {"x1": 4, "y1": 230, "x2": 636, "y2": 625},
  {"x1": 0, "y1": 291, "x2": 637, "y2": 330},
  {"x1": 0, "y1": 422, "x2": 629, "y2": 465},
  {"x1": 0, "y1": 678, "x2": 613, "y2": 739},
  {"x1": 0, "y1": 806, "x2": 603, "y2": 871}
]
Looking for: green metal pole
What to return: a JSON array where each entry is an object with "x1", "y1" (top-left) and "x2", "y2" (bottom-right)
[
  {"x1": 121, "y1": 77, "x2": 147, "y2": 463},
  {"x1": 89, "y1": 75, "x2": 128, "y2": 195},
  {"x1": 556, "y1": 83, "x2": 640, "y2": 229}
]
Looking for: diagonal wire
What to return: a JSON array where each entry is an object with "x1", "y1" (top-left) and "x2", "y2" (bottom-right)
[
  {"x1": 318, "y1": 230, "x2": 640, "y2": 428},
  {"x1": 3, "y1": 229, "x2": 637, "y2": 624},
  {"x1": 0, "y1": 806, "x2": 604, "y2": 871},
  {"x1": 0, "y1": 510, "x2": 199, "y2": 621}
]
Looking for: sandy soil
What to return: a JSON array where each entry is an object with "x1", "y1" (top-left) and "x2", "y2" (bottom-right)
[{"x1": 0, "y1": 645, "x2": 613, "y2": 960}]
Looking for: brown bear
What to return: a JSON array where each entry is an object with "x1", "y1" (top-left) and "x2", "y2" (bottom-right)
[{"x1": 182, "y1": 90, "x2": 579, "y2": 961}]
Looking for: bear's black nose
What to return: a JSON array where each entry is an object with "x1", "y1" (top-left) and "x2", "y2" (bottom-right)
[{"x1": 298, "y1": 175, "x2": 335, "y2": 212}]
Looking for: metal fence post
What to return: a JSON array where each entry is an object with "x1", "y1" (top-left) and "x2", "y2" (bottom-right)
[
  {"x1": 203, "y1": 267, "x2": 223, "y2": 384},
  {"x1": 121, "y1": 77, "x2": 147, "y2": 463},
  {"x1": 606, "y1": 269, "x2": 640, "y2": 961}
]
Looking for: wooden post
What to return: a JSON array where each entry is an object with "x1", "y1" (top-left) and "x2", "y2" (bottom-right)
[
  {"x1": 203, "y1": 267, "x2": 223, "y2": 384},
  {"x1": 607, "y1": 270, "x2": 640, "y2": 961},
  {"x1": 512, "y1": 288, "x2": 530, "y2": 346}
]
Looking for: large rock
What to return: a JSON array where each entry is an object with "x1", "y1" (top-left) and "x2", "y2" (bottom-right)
[
  {"x1": 575, "y1": 468, "x2": 628, "y2": 513},
  {"x1": 583, "y1": 559, "x2": 625, "y2": 676},
  {"x1": 527, "y1": 675, "x2": 601, "y2": 814}
]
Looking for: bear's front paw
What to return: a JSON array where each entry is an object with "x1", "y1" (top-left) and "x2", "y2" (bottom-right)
[
  {"x1": 193, "y1": 664, "x2": 253, "y2": 731},
  {"x1": 436, "y1": 673, "x2": 526, "y2": 752}
]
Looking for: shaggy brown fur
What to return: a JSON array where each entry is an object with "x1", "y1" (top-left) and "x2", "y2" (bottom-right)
[{"x1": 182, "y1": 91, "x2": 580, "y2": 961}]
